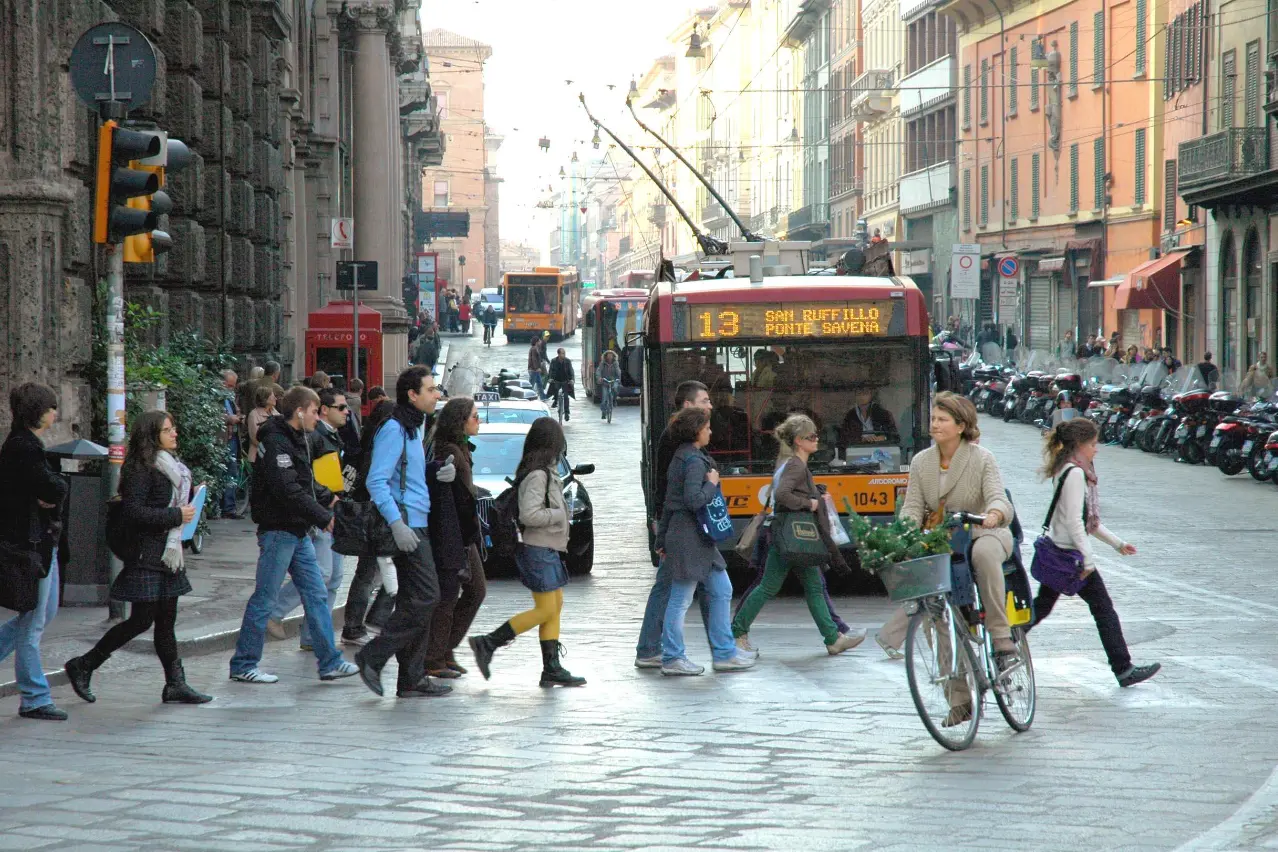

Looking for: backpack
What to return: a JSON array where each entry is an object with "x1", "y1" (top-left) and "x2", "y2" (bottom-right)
[{"x1": 483, "y1": 471, "x2": 551, "y2": 561}]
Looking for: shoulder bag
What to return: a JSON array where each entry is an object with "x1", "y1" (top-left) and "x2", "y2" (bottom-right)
[
  {"x1": 333, "y1": 436, "x2": 408, "y2": 558},
  {"x1": 1029, "y1": 466, "x2": 1089, "y2": 596}
]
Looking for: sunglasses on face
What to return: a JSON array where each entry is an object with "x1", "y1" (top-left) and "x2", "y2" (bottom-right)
[
  {"x1": 800, "y1": 433, "x2": 819, "y2": 441},
  {"x1": 333, "y1": 404, "x2": 349, "y2": 411}
]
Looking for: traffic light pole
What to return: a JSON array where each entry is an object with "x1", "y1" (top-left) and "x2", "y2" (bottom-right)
[{"x1": 104, "y1": 241, "x2": 127, "y2": 620}]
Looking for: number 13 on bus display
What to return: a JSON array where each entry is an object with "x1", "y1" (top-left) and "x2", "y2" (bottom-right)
[{"x1": 697, "y1": 309, "x2": 740, "y2": 339}]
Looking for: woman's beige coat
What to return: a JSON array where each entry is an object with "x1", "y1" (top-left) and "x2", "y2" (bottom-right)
[{"x1": 899, "y1": 440, "x2": 1015, "y2": 557}]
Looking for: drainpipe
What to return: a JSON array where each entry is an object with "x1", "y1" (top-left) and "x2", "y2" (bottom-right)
[{"x1": 986, "y1": 0, "x2": 1007, "y2": 252}]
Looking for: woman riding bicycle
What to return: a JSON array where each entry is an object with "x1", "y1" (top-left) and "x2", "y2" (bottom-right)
[
  {"x1": 896, "y1": 393, "x2": 1018, "y2": 666},
  {"x1": 596, "y1": 351, "x2": 620, "y2": 419}
]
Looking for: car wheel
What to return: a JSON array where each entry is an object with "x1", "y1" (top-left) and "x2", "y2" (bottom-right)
[{"x1": 567, "y1": 538, "x2": 594, "y2": 576}]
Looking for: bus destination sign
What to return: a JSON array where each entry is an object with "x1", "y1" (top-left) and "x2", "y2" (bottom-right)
[{"x1": 685, "y1": 301, "x2": 895, "y2": 341}]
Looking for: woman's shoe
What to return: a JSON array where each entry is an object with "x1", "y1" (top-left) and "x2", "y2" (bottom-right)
[
  {"x1": 538, "y1": 641, "x2": 586, "y2": 687},
  {"x1": 1116, "y1": 662, "x2": 1161, "y2": 688},
  {"x1": 942, "y1": 704, "x2": 973, "y2": 727},
  {"x1": 426, "y1": 666, "x2": 462, "y2": 679},
  {"x1": 874, "y1": 632, "x2": 904, "y2": 661},
  {"x1": 161, "y1": 660, "x2": 213, "y2": 704},
  {"x1": 468, "y1": 622, "x2": 516, "y2": 680},
  {"x1": 445, "y1": 656, "x2": 468, "y2": 675},
  {"x1": 735, "y1": 634, "x2": 758, "y2": 656},
  {"x1": 65, "y1": 651, "x2": 108, "y2": 704},
  {"x1": 826, "y1": 630, "x2": 867, "y2": 655}
]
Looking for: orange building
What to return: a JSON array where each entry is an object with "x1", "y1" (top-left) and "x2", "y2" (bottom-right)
[{"x1": 944, "y1": 0, "x2": 1175, "y2": 356}]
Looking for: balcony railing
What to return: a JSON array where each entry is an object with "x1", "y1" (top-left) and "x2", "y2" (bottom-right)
[
  {"x1": 787, "y1": 202, "x2": 830, "y2": 232},
  {"x1": 1179, "y1": 128, "x2": 1269, "y2": 189},
  {"x1": 849, "y1": 69, "x2": 895, "y2": 120},
  {"x1": 900, "y1": 161, "x2": 954, "y2": 214}
]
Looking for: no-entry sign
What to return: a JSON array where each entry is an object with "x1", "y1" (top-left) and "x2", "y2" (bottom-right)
[{"x1": 951, "y1": 243, "x2": 981, "y2": 300}]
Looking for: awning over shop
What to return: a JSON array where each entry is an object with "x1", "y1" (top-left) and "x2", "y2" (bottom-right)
[
  {"x1": 1115, "y1": 253, "x2": 1183, "y2": 311},
  {"x1": 1088, "y1": 277, "x2": 1123, "y2": 288},
  {"x1": 1036, "y1": 256, "x2": 1066, "y2": 272}
]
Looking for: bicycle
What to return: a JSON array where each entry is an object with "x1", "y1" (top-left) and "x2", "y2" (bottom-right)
[
  {"x1": 599, "y1": 377, "x2": 617, "y2": 424},
  {"x1": 886, "y1": 511, "x2": 1036, "y2": 751},
  {"x1": 483, "y1": 322, "x2": 496, "y2": 347},
  {"x1": 555, "y1": 384, "x2": 567, "y2": 424}
]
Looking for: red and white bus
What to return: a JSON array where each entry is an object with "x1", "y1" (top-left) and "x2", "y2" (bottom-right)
[{"x1": 581, "y1": 288, "x2": 649, "y2": 402}]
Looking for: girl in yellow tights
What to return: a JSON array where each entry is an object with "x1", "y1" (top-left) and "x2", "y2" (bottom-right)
[{"x1": 468, "y1": 419, "x2": 586, "y2": 687}]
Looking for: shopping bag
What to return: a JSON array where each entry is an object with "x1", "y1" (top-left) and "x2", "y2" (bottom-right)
[{"x1": 822, "y1": 493, "x2": 850, "y2": 547}]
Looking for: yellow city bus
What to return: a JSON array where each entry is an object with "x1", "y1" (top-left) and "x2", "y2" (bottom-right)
[
  {"x1": 502, "y1": 267, "x2": 581, "y2": 342},
  {"x1": 639, "y1": 270, "x2": 934, "y2": 568}
]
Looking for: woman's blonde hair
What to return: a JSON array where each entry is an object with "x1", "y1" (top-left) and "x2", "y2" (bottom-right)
[
  {"x1": 775, "y1": 413, "x2": 817, "y2": 450},
  {"x1": 932, "y1": 391, "x2": 980, "y2": 442}
]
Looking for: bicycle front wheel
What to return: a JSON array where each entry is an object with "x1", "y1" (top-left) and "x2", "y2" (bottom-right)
[
  {"x1": 905, "y1": 601, "x2": 982, "y2": 751},
  {"x1": 993, "y1": 627, "x2": 1036, "y2": 732}
]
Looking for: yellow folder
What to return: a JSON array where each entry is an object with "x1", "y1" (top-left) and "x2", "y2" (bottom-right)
[{"x1": 312, "y1": 452, "x2": 344, "y2": 493}]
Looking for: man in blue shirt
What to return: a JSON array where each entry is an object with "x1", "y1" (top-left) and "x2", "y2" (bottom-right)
[{"x1": 354, "y1": 366, "x2": 454, "y2": 698}]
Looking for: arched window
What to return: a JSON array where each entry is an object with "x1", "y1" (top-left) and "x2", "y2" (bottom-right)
[
  {"x1": 1220, "y1": 231, "x2": 1239, "y2": 373},
  {"x1": 1243, "y1": 228, "x2": 1262, "y2": 370}
]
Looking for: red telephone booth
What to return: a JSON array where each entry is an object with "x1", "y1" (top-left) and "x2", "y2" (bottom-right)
[{"x1": 305, "y1": 301, "x2": 383, "y2": 415}]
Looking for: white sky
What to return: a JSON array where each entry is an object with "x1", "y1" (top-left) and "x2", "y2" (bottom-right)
[{"x1": 420, "y1": 0, "x2": 699, "y2": 251}]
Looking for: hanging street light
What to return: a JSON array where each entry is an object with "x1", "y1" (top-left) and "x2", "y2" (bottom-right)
[
  {"x1": 559, "y1": 166, "x2": 566, "y2": 178},
  {"x1": 592, "y1": 129, "x2": 601, "y2": 150},
  {"x1": 539, "y1": 136, "x2": 550, "y2": 152},
  {"x1": 686, "y1": 25, "x2": 706, "y2": 59}
]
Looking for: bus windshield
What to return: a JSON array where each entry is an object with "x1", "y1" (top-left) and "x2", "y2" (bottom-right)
[
  {"x1": 507, "y1": 275, "x2": 557, "y2": 313},
  {"x1": 599, "y1": 299, "x2": 645, "y2": 350},
  {"x1": 659, "y1": 339, "x2": 927, "y2": 474}
]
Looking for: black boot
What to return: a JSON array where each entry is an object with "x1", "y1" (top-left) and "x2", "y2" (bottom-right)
[
  {"x1": 539, "y1": 640, "x2": 586, "y2": 688},
  {"x1": 161, "y1": 660, "x2": 213, "y2": 704},
  {"x1": 468, "y1": 622, "x2": 516, "y2": 680},
  {"x1": 65, "y1": 649, "x2": 109, "y2": 704}
]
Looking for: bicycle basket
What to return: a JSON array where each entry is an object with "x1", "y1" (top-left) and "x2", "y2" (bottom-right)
[{"x1": 880, "y1": 553, "x2": 952, "y2": 602}]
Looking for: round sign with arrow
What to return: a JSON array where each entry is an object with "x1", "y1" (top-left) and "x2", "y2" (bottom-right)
[{"x1": 70, "y1": 23, "x2": 157, "y2": 111}]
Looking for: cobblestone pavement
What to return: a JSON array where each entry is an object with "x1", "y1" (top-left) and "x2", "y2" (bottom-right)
[{"x1": 2, "y1": 326, "x2": 1278, "y2": 851}]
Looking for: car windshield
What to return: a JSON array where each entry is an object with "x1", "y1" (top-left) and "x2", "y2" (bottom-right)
[
  {"x1": 481, "y1": 294, "x2": 502, "y2": 304},
  {"x1": 658, "y1": 339, "x2": 927, "y2": 474},
  {"x1": 479, "y1": 406, "x2": 548, "y2": 424},
  {"x1": 471, "y1": 432, "x2": 570, "y2": 478}
]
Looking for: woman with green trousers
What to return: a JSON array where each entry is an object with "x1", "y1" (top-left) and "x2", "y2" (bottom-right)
[{"x1": 732, "y1": 414, "x2": 866, "y2": 657}]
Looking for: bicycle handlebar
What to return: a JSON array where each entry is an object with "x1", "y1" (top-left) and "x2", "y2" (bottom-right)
[{"x1": 946, "y1": 511, "x2": 988, "y2": 527}]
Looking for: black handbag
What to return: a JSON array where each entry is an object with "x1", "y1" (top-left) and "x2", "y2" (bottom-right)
[
  {"x1": 0, "y1": 540, "x2": 45, "y2": 613},
  {"x1": 332, "y1": 436, "x2": 407, "y2": 558}
]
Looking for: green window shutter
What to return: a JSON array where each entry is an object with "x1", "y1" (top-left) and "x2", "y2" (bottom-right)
[
  {"x1": 979, "y1": 165, "x2": 989, "y2": 226},
  {"x1": 1030, "y1": 68, "x2": 1040, "y2": 110},
  {"x1": 1069, "y1": 22, "x2": 1079, "y2": 95},
  {"x1": 1245, "y1": 41, "x2": 1260, "y2": 127},
  {"x1": 1093, "y1": 12, "x2": 1105, "y2": 86},
  {"x1": 1093, "y1": 137, "x2": 1105, "y2": 209},
  {"x1": 1163, "y1": 159, "x2": 1177, "y2": 230},
  {"x1": 1135, "y1": 0, "x2": 1147, "y2": 75},
  {"x1": 1134, "y1": 129, "x2": 1147, "y2": 205},
  {"x1": 1009, "y1": 47, "x2": 1018, "y2": 115},
  {"x1": 1031, "y1": 153, "x2": 1041, "y2": 220},
  {"x1": 962, "y1": 64, "x2": 972, "y2": 128},
  {"x1": 980, "y1": 59, "x2": 989, "y2": 123},
  {"x1": 962, "y1": 169, "x2": 971, "y2": 231},
  {"x1": 1070, "y1": 144, "x2": 1079, "y2": 212},
  {"x1": 1010, "y1": 158, "x2": 1019, "y2": 221}
]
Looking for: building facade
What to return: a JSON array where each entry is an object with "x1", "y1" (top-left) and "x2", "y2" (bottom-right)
[{"x1": 0, "y1": 0, "x2": 440, "y2": 436}]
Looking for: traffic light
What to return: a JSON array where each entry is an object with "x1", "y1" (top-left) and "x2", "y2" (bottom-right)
[
  {"x1": 121, "y1": 131, "x2": 191, "y2": 263},
  {"x1": 93, "y1": 120, "x2": 160, "y2": 244}
]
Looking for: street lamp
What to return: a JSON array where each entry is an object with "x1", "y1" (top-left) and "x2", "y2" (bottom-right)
[{"x1": 686, "y1": 25, "x2": 706, "y2": 59}]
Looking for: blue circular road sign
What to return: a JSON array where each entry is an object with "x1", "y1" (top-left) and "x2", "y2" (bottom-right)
[{"x1": 998, "y1": 256, "x2": 1019, "y2": 278}]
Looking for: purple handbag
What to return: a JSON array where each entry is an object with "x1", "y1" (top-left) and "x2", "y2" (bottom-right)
[{"x1": 1029, "y1": 467, "x2": 1089, "y2": 596}]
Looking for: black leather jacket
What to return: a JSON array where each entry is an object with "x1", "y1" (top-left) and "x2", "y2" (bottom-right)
[{"x1": 250, "y1": 417, "x2": 334, "y2": 535}]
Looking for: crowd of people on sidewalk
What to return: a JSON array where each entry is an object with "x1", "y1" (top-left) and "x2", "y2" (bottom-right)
[{"x1": 1, "y1": 354, "x2": 1160, "y2": 722}]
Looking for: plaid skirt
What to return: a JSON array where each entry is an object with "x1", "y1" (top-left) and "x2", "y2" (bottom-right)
[{"x1": 110, "y1": 564, "x2": 193, "y2": 602}]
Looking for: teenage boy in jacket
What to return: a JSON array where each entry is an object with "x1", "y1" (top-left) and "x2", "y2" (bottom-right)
[
  {"x1": 229, "y1": 386, "x2": 359, "y2": 684},
  {"x1": 354, "y1": 366, "x2": 455, "y2": 698},
  {"x1": 268, "y1": 388, "x2": 351, "y2": 651}
]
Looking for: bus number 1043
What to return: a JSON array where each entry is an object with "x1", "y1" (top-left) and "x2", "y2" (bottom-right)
[
  {"x1": 697, "y1": 310, "x2": 741, "y2": 339},
  {"x1": 851, "y1": 490, "x2": 891, "y2": 509}
]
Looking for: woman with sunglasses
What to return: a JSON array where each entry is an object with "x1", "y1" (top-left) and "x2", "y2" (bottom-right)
[
  {"x1": 65, "y1": 411, "x2": 212, "y2": 706},
  {"x1": 731, "y1": 414, "x2": 866, "y2": 657}
]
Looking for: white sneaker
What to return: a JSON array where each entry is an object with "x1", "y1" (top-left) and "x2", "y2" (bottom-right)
[
  {"x1": 712, "y1": 653, "x2": 757, "y2": 672},
  {"x1": 342, "y1": 633, "x2": 372, "y2": 647},
  {"x1": 230, "y1": 669, "x2": 278, "y2": 684},
  {"x1": 320, "y1": 660, "x2": 359, "y2": 681},
  {"x1": 634, "y1": 655, "x2": 663, "y2": 669},
  {"x1": 660, "y1": 658, "x2": 705, "y2": 676}
]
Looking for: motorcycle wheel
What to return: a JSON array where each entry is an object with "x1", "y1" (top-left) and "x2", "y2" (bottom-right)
[
  {"x1": 1120, "y1": 424, "x2": 1137, "y2": 448},
  {"x1": 1181, "y1": 438, "x2": 1204, "y2": 465},
  {"x1": 1248, "y1": 450, "x2": 1271, "y2": 482},
  {"x1": 1217, "y1": 449, "x2": 1245, "y2": 476},
  {"x1": 1003, "y1": 399, "x2": 1018, "y2": 423}
]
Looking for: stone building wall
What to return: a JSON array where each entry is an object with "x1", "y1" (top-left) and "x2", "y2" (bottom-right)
[{"x1": 0, "y1": 0, "x2": 435, "y2": 439}]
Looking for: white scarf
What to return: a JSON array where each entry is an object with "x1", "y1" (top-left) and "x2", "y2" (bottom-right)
[{"x1": 154, "y1": 450, "x2": 192, "y2": 572}]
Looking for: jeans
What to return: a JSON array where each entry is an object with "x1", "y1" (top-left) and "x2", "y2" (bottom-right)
[
  {"x1": 222, "y1": 437, "x2": 240, "y2": 515},
  {"x1": 636, "y1": 557, "x2": 711, "y2": 659},
  {"x1": 1030, "y1": 570, "x2": 1132, "y2": 675},
  {"x1": 0, "y1": 554, "x2": 58, "y2": 711},
  {"x1": 661, "y1": 568, "x2": 735, "y2": 664},
  {"x1": 360, "y1": 529, "x2": 440, "y2": 690},
  {"x1": 732, "y1": 547, "x2": 840, "y2": 646},
  {"x1": 272, "y1": 529, "x2": 342, "y2": 645},
  {"x1": 528, "y1": 370, "x2": 546, "y2": 399},
  {"x1": 231, "y1": 531, "x2": 343, "y2": 676}
]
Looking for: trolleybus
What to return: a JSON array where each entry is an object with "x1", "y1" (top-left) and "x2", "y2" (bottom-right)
[
  {"x1": 502, "y1": 267, "x2": 581, "y2": 342},
  {"x1": 581, "y1": 288, "x2": 648, "y2": 402}
]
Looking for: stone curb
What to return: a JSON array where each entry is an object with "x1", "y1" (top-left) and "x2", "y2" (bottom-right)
[{"x1": 0, "y1": 605, "x2": 347, "y2": 700}]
